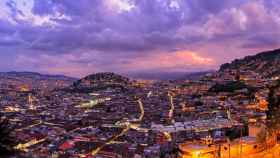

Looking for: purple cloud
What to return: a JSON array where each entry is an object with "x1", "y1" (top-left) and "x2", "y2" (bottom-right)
[{"x1": 0, "y1": 0, "x2": 279, "y2": 77}]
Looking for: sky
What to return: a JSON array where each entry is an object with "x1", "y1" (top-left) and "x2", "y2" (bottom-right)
[{"x1": 0, "y1": 0, "x2": 280, "y2": 77}]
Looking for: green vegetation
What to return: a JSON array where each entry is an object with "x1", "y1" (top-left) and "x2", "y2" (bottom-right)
[
  {"x1": 208, "y1": 81, "x2": 255, "y2": 93},
  {"x1": 226, "y1": 118, "x2": 249, "y2": 141}
]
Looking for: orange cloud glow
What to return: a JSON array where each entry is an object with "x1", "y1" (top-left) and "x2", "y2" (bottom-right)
[
  {"x1": 175, "y1": 51, "x2": 214, "y2": 64},
  {"x1": 122, "y1": 50, "x2": 215, "y2": 71}
]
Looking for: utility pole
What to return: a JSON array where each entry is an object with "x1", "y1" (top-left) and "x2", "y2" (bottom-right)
[{"x1": 239, "y1": 126, "x2": 242, "y2": 158}]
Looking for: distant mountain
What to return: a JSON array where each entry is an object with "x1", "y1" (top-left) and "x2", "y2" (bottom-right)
[
  {"x1": 72, "y1": 72, "x2": 130, "y2": 92},
  {"x1": 0, "y1": 71, "x2": 76, "y2": 91},
  {"x1": 220, "y1": 48, "x2": 280, "y2": 78},
  {"x1": 0, "y1": 71, "x2": 77, "y2": 81},
  {"x1": 127, "y1": 71, "x2": 214, "y2": 80}
]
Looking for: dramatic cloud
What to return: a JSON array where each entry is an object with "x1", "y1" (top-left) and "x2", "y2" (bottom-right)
[{"x1": 0, "y1": 0, "x2": 280, "y2": 77}]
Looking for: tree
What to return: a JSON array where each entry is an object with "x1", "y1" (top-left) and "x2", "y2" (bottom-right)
[
  {"x1": 266, "y1": 80, "x2": 280, "y2": 138},
  {"x1": 0, "y1": 114, "x2": 17, "y2": 157},
  {"x1": 256, "y1": 128, "x2": 267, "y2": 144}
]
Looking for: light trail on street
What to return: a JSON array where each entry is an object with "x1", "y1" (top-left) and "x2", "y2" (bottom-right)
[{"x1": 168, "y1": 91, "x2": 175, "y2": 120}]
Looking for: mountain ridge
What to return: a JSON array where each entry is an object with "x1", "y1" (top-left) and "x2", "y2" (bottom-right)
[
  {"x1": 0, "y1": 71, "x2": 77, "y2": 80},
  {"x1": 219, "y1": 48, "x2": 280, "y2": 78}
]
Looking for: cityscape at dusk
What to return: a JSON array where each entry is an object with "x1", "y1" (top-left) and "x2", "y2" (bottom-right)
[{"x1": 0, "y1": 0, "x2": 280, "y2": 158}]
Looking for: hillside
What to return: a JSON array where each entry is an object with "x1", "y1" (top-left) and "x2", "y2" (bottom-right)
[
  {"x1": 220, "y1": 48, "x2": 280, "y2": 78},
  {"x1": 72, "y1": 72, "x2": 130, "y2": 92}
]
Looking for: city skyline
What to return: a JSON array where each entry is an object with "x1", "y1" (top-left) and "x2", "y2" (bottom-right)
[
  {"x1": 1, "y1": 1, "x2": 280, "y2": 156},
  {"x1": 0, "y1": 0, "x2": 280, "y2": 77}
]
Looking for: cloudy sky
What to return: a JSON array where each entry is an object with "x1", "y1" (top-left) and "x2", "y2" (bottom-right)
[{"x1": 0, "y1": 0, "x2": 280, "y2": 77}]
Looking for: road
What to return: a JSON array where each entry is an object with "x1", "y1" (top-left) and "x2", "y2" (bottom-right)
[
  {"x1": 16, "y1": 120, "x2": 63, "y2": 132},
  {"x1": 14, "y1": 137, "x2": 47, "y2": 152},
  {"x1": 135, "y1": 98, "x2": 144, "y2": 122},
  {"x1": 90, "y1": 126, "x2": 130, "y2": 157},
  {"x1": 168, "y1": 91, "x2": 175, "y2": 120},
  {"x1": 88, "y1": 97, "x2": 146, "y2": 157}
]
